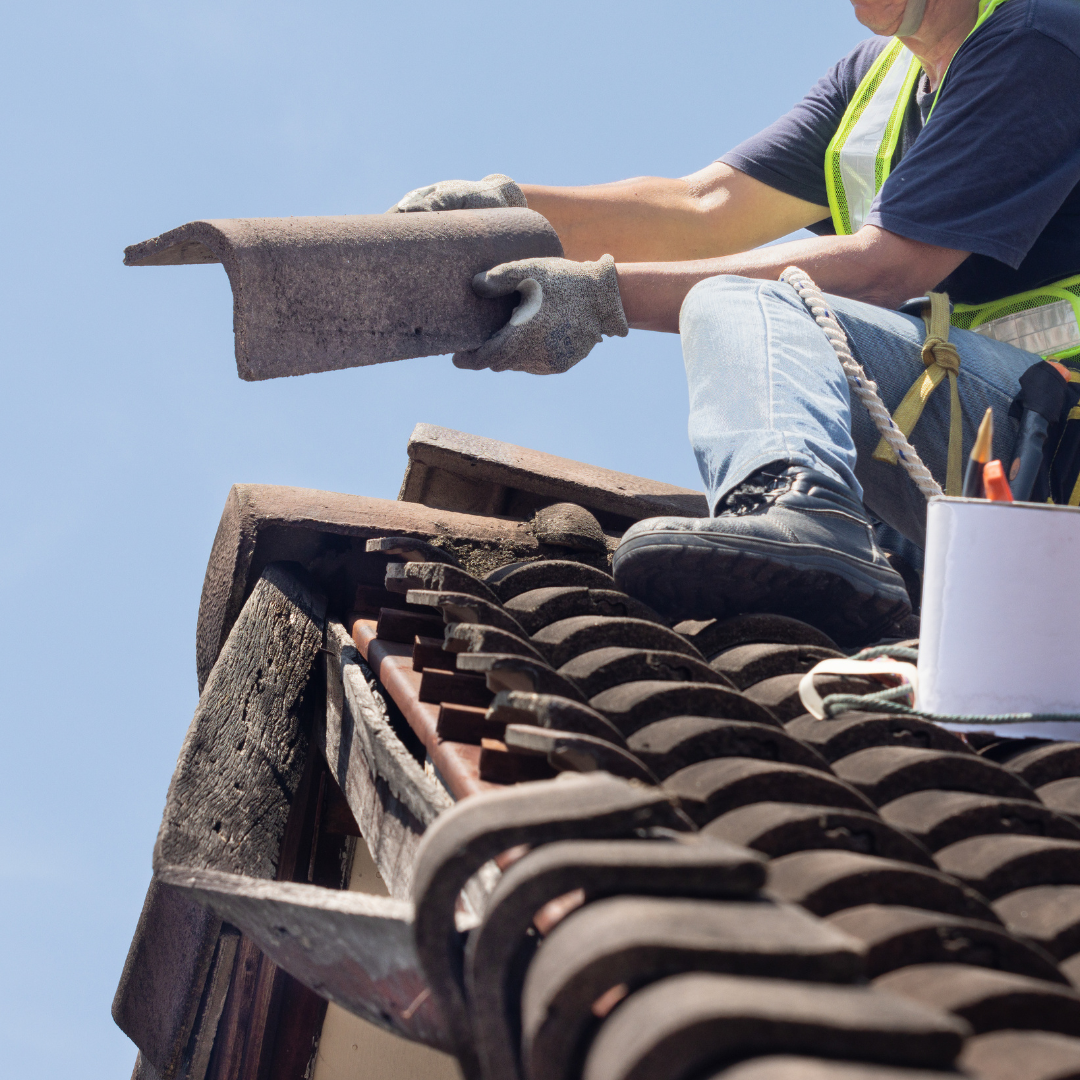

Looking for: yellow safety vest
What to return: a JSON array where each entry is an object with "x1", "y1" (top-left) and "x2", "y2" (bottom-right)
[{"x1": 825, "y1": 0, "x2": 1080, "y2": 363}]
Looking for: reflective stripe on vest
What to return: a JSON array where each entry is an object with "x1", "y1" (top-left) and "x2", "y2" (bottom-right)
[
  {"x1": 827, "y1": 0, "x2": 1013, "y2": 236},
  {"x1": 974, "y1": 300, "x2": 1080, "y2": 356},
  {"x1": 825, "y1": 40, "x2": 920, "y2": 236},
  {"x1": 824, "y1": 0, "x2": 1080, "y2": 360},
  {"x1": 955, "y1": 276, "x2": 1080, "y2": 361}
]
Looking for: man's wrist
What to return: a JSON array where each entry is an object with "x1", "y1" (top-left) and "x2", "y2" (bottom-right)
[{"x1": 613, "y1": 261, "x2": 697, "y2": 334}]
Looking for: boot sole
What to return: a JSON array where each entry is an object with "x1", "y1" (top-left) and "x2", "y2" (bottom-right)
[{"x1": 613, "y1": 531, "x2": 912, "y2": 646}]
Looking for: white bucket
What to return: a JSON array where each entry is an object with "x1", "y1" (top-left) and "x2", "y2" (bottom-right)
[{"x1": 918, "y1": 496, "x2": 1080, "y2": 729}]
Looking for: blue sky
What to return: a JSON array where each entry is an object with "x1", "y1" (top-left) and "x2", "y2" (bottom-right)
[{"x1": 1, "y1": 2, "x2": 873, "y2": 1074}]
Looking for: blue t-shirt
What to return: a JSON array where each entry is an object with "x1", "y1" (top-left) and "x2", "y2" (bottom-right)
[{"x1": 721, "y1": 0, "x2": 1080, "y2": 305}]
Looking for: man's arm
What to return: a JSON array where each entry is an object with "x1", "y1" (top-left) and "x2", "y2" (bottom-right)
[
  {"x1": 521, "y1": 163, "x2": 830, "y2": 263},
  {"x1": 616, "y1": 225, "x2": 970, "y2": 332}
]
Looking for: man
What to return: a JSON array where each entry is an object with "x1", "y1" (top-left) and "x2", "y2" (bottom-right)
[{"x1": 390, "y1": 0, "x2": 1080, "y2": 644}]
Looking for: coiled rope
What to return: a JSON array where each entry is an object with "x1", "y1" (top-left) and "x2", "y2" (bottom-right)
[{"x1": 779, "y1": 266, "x2": 944, "y2": 500}]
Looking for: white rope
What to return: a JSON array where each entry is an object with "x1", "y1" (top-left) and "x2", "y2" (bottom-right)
[{"x1": 780, "y1": 266, "x2": 943, "y2": 500}]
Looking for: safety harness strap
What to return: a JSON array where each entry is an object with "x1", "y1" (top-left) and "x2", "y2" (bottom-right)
[{"x1": 873, "y1": 292, "x2": 964, "y2": 496}]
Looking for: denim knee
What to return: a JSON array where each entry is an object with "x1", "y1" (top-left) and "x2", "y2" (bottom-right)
[{"x1": 679, "y1": 274, "x2": 800, "y2": 338}]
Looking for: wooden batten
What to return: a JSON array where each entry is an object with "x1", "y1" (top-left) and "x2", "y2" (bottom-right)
[{"x1": 318, "y1": 620, "x2": 451, "y2": 901}]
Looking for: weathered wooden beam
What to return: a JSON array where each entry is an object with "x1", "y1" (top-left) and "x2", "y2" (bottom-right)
[
  {"x1": 399, "y1": 424, "x2": 709, "y2": 530},
  {"x1": 157, "y1": 563, "x2": 326, "y2": 876},
  {"x1": 196, "y1": 484, "x2": 541, "y2": 691},
  {"x1": 200, "y1": 745, "x2": 353, "y2": 1080},
  {"x1": 115, "y1": 564, "x2": 326, "y2": 1080},
  {"x1": 319, "y1": 620, "x2": 451, "y2": 900},
  {"x1": 114, "y1": 882, "x2": 222, "y2": 1080},
  {"x1": 157, "y1": 865, "x2": 451, "y2": 1053},
  {"x1": 123, "y1": 210, "x2": 562, "y2": 381},
  {"x1": 183, "y1": 928, "x2": 240, "y2": 1080}
]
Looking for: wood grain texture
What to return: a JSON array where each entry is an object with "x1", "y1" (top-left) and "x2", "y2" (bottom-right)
[
  {"x1": 199, "y1": 742, "x2": 353, "y2": 1080},
  {"x1": 157, "y1": 564, "x2": 326, "y2": 878},
  {"x1": 113, "y1": 880, "x2": 224, "y2": 1079},
  {"x1": 118, "y1": 564, "x2": 326, "y2": 1080},
  {"x1": 158, "y1": 865, "x2": 450, "y2": 1052},
  {"x1": 197, "y1": 485, "x2": 259, "y2": 694},
  {"x1": 319, "y1": 620, "x2": 451, "y2": 900},
  {"x1": 183, "y1": 927, "x2": 241, "y2": 1080},
  {"x1": 203, "y1": 934, "x2": 275, "y2": 1080}
]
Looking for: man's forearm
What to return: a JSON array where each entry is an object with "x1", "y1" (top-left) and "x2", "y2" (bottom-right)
[
  {"x1": 521, "y1": 165, "x2": 828, "y2": 263},
  {"x1": 616, "y1": 227, "x2": 970, "y2": 332},
  {"x1": 522, "y1": 177, "x2": 708, "y2": 263}
]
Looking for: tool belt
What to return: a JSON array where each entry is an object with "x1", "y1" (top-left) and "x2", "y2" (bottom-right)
[
  {"x1": 956, "y1": 274, "x2": 1080, "y2": 504},
  {"x1": 1009, "y1": 358, "x2": 1080, "y2": 505}
]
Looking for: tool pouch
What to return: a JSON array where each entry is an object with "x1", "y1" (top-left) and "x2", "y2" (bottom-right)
[{"x1": 1008, "y1": 359, "x2": 1080, "y2": 504}]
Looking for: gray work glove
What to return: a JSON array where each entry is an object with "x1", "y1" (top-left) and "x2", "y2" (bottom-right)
[
  {"x1": 387, "y1": 173, "x2": 527, "y2": 213},
  {"x1": 453, "y1": 254, "x2": 629, "y2": 375}
]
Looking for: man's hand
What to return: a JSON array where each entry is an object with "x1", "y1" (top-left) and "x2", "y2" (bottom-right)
[
  {"x1": 453, "y1": 255, "x2": 629, "y2": 374},
  {"x1": 387, "y1": 174, "x2": 527, "y2": 213}
]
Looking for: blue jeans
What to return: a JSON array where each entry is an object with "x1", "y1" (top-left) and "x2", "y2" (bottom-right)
[{"x1": 681, "y1": 275, "x2": 1037, "y2": 549}]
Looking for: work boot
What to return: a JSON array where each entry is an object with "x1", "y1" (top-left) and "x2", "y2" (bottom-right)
[{"x1": 612, "y1": 463, "x2": 911, "y2": 645}]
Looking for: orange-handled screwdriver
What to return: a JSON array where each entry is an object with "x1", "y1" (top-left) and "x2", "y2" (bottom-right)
[{"x1": 984, "y1": 459, "x2": 1013, "y2": 502}]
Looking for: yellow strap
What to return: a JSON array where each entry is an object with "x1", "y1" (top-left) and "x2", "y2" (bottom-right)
[{"x1": 873, "y1": 292, "x2": 964, "y2": 496}]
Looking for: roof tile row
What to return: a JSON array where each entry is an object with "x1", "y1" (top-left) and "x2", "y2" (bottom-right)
[{"x1": 349, "y1": 534, "x2": 1080, "y2": 1080}]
